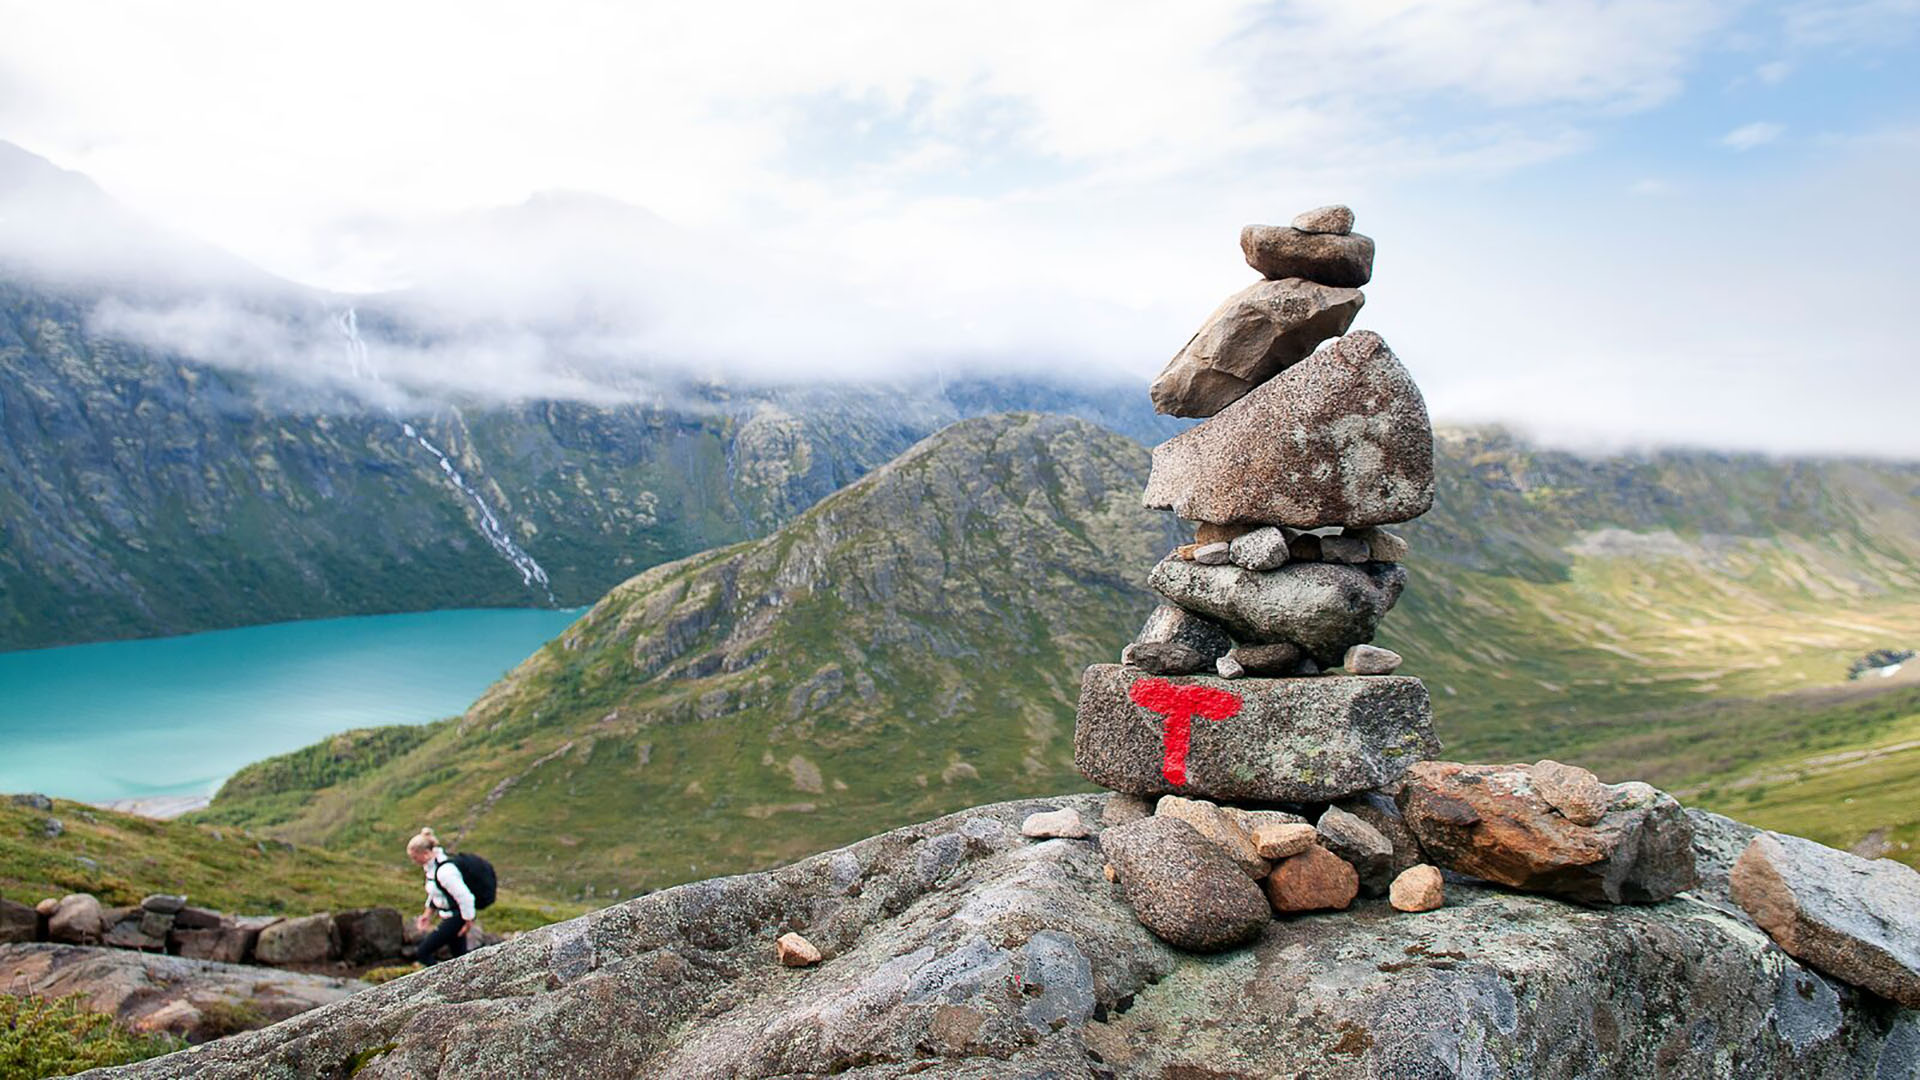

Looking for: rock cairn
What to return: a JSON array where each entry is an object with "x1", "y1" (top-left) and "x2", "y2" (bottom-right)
[{"x1": 1068, "y1": 208, "x2": 1704, "y2": 952}]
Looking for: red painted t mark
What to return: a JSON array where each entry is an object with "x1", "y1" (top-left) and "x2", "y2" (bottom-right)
[{"x1": 1128, "y1": 678, "x2": 1243, "y2": 785}]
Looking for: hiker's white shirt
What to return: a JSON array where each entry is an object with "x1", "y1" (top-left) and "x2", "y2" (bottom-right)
[{"x1": 425, "y1": 847, "x2": 477, "y2": 920}]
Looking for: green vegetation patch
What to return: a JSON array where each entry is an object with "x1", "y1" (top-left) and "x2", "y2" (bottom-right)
[
  {"x1": 0, "y1": 994, "x2": 184, "y2": 1079},
  {"x1": 0, "y1": 798, "x2": 578, "y2": 932}
]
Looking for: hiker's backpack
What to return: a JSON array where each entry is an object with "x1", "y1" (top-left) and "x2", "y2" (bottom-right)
[{"x1": 440, "y1": 852, "x2": 498, "y2": 910}]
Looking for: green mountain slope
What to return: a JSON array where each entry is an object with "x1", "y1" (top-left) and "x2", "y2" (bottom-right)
[
  {"x1": 199, "y1": 414, "x2": 1178, "y2": 896},
  {"x1": 200, "y1": 413, "x2": 1920, "y2": 894}
]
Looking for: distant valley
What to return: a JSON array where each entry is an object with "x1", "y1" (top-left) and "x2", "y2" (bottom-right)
[{"x1": 191, "y1": 414, "x2": 1920, "y2": 898}]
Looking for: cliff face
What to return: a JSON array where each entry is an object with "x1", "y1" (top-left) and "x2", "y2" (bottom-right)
[
  {"x1": 88, "y1": 796, "x2": 1920, "y2": 1079},
  {"x1": 0, "y1": 278, "x2": 1162, "y2": 650}
]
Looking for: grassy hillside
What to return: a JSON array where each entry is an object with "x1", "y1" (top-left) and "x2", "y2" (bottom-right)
[
  {"x1": 0, "y1": 796, "x2": 581, "y2": 929},
  {"x1": 197, "y1": 413, "x2": 1920, "y2": 894}
]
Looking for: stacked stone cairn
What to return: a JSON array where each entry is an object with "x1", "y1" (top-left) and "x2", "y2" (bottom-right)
[{"x1": 1062, "y1": 207, "x2": 1707, "y2": 953}]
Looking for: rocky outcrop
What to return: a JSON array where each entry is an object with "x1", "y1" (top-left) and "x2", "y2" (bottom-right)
[
  {"x1": 1732, "y1": 831, "x2": 1920, "y2": 1007},
  {"x1": 1398, "y1": 761, "x2": 1697, "y2": 905},
  {"x1": 83, "y1": 797, "x2": 1920, "y2": 1079},
  {"x1": 2, "y1": 942, "x2": 363, "y2": 1045}
]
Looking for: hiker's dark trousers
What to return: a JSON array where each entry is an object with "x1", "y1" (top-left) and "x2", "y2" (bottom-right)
[{"x1": 417, "y1": 915, "x2": 469, "y2": 965}]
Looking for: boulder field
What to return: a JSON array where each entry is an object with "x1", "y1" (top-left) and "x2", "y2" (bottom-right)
[{"x1": 82, "y1": 796, "x2": 1919, "y2": 1079}]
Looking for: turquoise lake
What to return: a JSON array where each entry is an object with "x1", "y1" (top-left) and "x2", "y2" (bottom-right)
[{"x1": 0, "y1": 607, "x2": 585, "y2": 802}]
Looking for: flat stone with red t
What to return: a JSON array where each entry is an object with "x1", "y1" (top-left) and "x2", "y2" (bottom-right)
[{"x1": 1073, "y1": 663, "x2": 1438, "y2": 803}]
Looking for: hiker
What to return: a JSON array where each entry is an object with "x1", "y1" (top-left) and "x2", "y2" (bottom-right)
[{"x1": 407, "y1": 826, "x2": 485, "y2": 965}]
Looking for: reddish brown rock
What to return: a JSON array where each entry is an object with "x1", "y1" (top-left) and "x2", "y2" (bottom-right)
[
  {"x1": 1730, "y1": 832, "x2": 1920, "y2": 1007},
  {"x1": 1389, "y1": 865, "x2": 1444, "y2": 913},
  {"x1": 1143, "y1": 332, "x2": 1434, "y2": 529},
  {"x1": 776, "y1": 932, "x2": 822, "y2": 967},
  {"x1": 1149, "y1": 278, "x2": 1366, "y2": 418},
  {"x1": 1240, "y1": 224, "x2": 1375, "y2": 287},
  {"x1": 1397, "y1": 762, "x2": 1696, "y2": 905},
  {"x1": 1265, "y1": 846, "x2": 1358, "y2": 914}
]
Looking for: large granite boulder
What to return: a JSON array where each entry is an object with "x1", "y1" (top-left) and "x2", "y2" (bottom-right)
[
  {"x1": 1143, "y1": 331, "x2": 1435, "y2": 528},
  {"x1": 1731, "y1": 831, "x2": 1920, "y2": 1007},
  {"x1": 1100, "y1": 816, "x2": 1270, "y2": 952},
  {"x1": 1, "y1": 942, "x2": 362, "y2": 1044},
  {"x1": 1240, "y1": 224, "x2": 1375, "y2": 287},
  {"x1": 1398, "y1": 762, "x2": 1697, "y2": 905},
  {"x1": 1148, "y1": 557, "x2": 1406, "y2": 667},
  {"x1": 0, "y1": 897, "x2": 37, "y2": 943},
  {"x1": 1148, "y1": 278, "x2": 1365, "y2": 418},
  {"x1": 171, "y1": 926, "x2": 256, "y2": 965},
  {"x1": 1074, "y1": 665, "x2": 1438, "y2": 802},
  {"x1": 333, "y1": 908, "x2": 405, "y2": 966},
  {"x1": 47, "y1": 893, "x2": 104, "y2": 945},
  {"x1": 253, "y1": 913, "x2": 339, "y2": 966},
  {"x1": 86, "y1": 798, "x2": 1919, "y2": 1079}
]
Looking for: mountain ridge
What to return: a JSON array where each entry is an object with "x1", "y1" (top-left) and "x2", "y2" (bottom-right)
[{"x1": 194, "y1": 411, "x2": 1920, "y2": 896}]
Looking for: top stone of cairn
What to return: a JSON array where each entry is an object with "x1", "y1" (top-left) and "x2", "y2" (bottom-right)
[
  {"x1": 1241, "y1": 221, "x2": 1374, "y2": 288},
  {"x1": 1291, "y1": 204, "x2": 1354, "y2": 234}
]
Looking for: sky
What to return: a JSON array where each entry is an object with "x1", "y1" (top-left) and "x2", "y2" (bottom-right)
[{"x1": 2, "y1": 0, "x2": 1919, "y2": 454}]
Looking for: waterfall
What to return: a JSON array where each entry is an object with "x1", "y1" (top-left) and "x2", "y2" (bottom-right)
[{"x1": 336, "y1": 308, "x2": 555, "y2": 601}]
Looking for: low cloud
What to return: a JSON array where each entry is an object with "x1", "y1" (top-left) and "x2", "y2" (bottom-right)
[{"x1": 1720, "y1": 122, "x2": 1786, "y2": 150}]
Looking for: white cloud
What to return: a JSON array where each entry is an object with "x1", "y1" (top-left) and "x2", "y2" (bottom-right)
[
  {"x1": 3, "y1": 1, "x2": 1919, "y2": 455},
  {"x1": 1720, "y1": 121, "x2": 1786, "y2": 149}
]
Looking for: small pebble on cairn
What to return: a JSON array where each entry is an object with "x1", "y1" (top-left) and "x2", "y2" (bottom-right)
[
  {"x1": 1291, "y1": 204, "x2": 1355, "y2": 234},
  {"x1": 1531, "y1": 759, "x2": 1611, "y2": 826},
  {"x1": 1251, "y1": 822, "x2": 1319, "y2": 860},
  {"x1": 1021, "y1": 808, "x2": 1090, "y2": 839},
  {"x1": 1389, "y1": 865, "x2": 1445, "y2": 913},
  {"x1": 777, "y1": 932, "x2": 822, "y2": 967},
  {"x1": 1344, "y1": 644, "x2": 1403, "y2": 675},
  {"x1": 1228, "y1": 526, "x2": 1290, "y2": 571}
]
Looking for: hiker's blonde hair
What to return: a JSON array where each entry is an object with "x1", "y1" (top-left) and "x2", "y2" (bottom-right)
[{"x1": 405, "y1": 826, "x2": 440, "y2": 856}]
